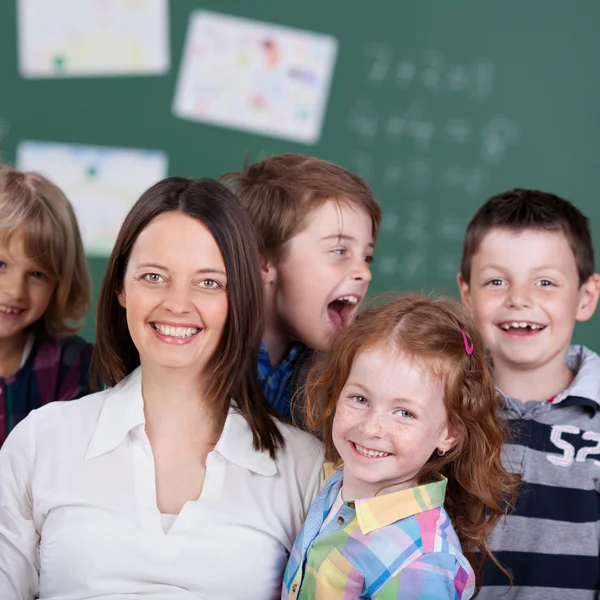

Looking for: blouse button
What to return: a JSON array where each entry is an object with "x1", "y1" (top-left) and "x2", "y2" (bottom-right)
[
  {"x1": 291, "y1": 583, "x2": 298, "y2": 593},
  {"x1": 337, "y1": 516, "x2": 344, "y2": 525}
]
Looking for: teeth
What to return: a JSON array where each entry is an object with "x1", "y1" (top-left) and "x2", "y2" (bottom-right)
[
  {"x1": 0, "y1": 304, "x2": 22, "y2": 314},
  {"x1": 337, "y1": 295, "x2": 359, "y2": 304},
  {"x1": 153, "y1": 324, "x2": 199, "y2": 338},
  {"x1": 354, "y1": 442, "x2": 390, "y2": 458},
  {"x1": 500, "y1": 322, "x2": 544, "y2": 331}
]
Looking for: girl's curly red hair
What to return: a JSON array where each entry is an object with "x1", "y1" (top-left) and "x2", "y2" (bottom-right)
[{"x1": 303, "y1": 293, "x2": 520, "y2": 594}]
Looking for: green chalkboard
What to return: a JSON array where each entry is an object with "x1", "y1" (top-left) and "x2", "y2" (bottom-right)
[{"x1": 1, "y1": 1, "x2": 600, "y2": 349}]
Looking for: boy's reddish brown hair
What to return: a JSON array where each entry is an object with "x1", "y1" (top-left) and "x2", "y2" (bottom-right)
[
  {"x1": 304, "y1": 293, "x2": 520, "y2": 592},
  {"x1": 220, "y1": 154, "x2": 381, "y2": 264}
]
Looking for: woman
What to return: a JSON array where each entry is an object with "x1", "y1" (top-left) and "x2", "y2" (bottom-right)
[{"x1": 0, "y1": 177, "x2": 324, "y2": 599}]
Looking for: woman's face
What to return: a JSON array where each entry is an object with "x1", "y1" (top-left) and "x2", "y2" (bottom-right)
[{"x1": 118, "y1": 211, "x2": 229, "y2": 376}]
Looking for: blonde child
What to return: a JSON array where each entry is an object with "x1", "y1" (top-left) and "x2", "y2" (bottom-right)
[
  {"x1": 283, "y1": 294, "x2": 520, "y2": 599},
  {"x1": 0, "y1": 164, "x2": 92, "y2": 447}
]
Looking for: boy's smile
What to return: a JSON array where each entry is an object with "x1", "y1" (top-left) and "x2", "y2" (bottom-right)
[
  {"x1": 459, "y1": 228, "x2": 598, "y2": 384},
  {"x1": 263, "y1": 199, "x2": 374, "y2": 361}
]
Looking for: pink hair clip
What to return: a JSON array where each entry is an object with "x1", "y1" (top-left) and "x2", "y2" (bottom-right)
[{"x1": 461, "y1": 329, "x2": 474, "y2": 355}]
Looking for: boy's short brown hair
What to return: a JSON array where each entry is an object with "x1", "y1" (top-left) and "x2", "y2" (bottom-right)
[
  {"x1": 0, "y1": 164, "x2": 91, "y2": 336},
  {"x1": 221, "y1": 154, "x2": 381, "y2": 264},
  {"x1": 460, "y1": 188, "x2": 595, "y2": 286}
]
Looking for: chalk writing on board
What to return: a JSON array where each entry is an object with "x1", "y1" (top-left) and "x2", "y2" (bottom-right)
[
  {"x1": 374, "y1": 213, "x2": 468, "y2": 281},
  {"x1": 440, "y1": 164, "x2": 488, "y2": 196},
  {"x1": 372, "y1": 160, "x2": 488, "y2": 198},
  {"x1": 445, "y1": 118, "x2": 473, "y2": 144},
  {"x1": 347, "y1": 100, "x2": 379, "y2": 144},
  {"x1": 482, "y1": 115, "x2": 521, "y2": 165},
  {"x1": 395, "y1": 60, "x2": 417, "y2": 87},
  {"x1": 366, "y1": 47, "x2": 494, "y2": 102},
  {"x1": 350, "y1": 46, "x2": 522, "y2": 285},
  {"x1": 365, "y1": 43, "x2": 392, "y2": 84},
  {"x1": 385, "y1": 102, "x2": 435, "y2": 149},
  {"x1": 402, "y1": 203, "x2": 429, "y2": 246},
  {"x1": 351, "y1": 104, "x2": 519, "y2": 166}
]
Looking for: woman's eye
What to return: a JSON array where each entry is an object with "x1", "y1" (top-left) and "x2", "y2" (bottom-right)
[
  {"x1": 332, "y1": 248, "x2": 348, "y2": 256},
  {"x1": 143, "y1": 273, "x2": 163, "y2": 283},
  {"x1": 538, "y1": 279, "x2": 555, "y2": 287},
  {"x1": 30, "y1": 271, "x2": 47, "y2": 280},
  {"x1": 200, "y1": 279, "x2": 220, "y2": 289},
  {"x1": 487, "y1": 279, "x2": 505, "y2": 287}
]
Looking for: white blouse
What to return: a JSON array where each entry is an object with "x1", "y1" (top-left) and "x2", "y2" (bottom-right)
[{"x1": 0, "y1": 368, "x2": 324, "y2": 599}]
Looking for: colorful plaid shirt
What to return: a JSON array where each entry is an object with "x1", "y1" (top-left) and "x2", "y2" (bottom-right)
[
  {"x1": 258, "y1": 340, "x2": 307, "y2": 420},
  {"x1": 0, "y1": 334, "x2": 93, "y2": 447},
  {"x1": 282, "y1": 468, "x2": 475, "y2": 600}
]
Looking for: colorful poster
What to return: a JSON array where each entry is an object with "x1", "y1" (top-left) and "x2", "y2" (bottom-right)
[
  {"x1": 17, "y1": 141, "x2": 168, "y2": 256},
  {"x1": 18, "y1": 0, "x2": 169, "y2": 78},
  {"x1": 172, "y1": 10, "x2": 338, "y2": 144}
]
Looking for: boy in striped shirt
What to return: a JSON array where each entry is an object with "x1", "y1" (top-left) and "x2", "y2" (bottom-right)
[{"x1": 458, "y1": 188, "x2": 600, "y2": 599}]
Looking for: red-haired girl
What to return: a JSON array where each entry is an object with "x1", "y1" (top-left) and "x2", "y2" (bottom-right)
[{"x1": 283, "y1": 294, "x2": 520, "y2": 599}]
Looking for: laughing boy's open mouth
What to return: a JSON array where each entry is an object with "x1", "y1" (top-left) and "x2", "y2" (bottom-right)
[{"x1": 327, "y1": 295, "x2": 360, "y2": 329}]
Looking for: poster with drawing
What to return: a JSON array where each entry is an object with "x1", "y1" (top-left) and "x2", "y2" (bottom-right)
[
  {"x1": 18, "y1": 0, "x2": 169, "y2": 78},
  {"x1": 17, "y1": 141, "x2": 168, "y2": 256},
  {"x1": 173, "y1": 10, "x2": 338, "y2": 144}
]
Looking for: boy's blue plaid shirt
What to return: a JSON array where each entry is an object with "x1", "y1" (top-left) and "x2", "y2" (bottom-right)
[{"x1": 258, "y1": 341, "x2": 306, "y2": 420}]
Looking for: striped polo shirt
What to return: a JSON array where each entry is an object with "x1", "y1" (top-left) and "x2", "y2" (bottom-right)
[{"x1": 479, "y1": 345, "x2": 600, "y2": 600}]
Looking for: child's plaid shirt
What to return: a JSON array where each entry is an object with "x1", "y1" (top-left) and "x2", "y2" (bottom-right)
[{"x1": 282, "y1": 467, "x2": 475, "y2": 599}]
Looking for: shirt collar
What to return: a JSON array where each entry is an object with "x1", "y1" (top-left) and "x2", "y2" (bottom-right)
[
  {"x1": 215, "y1": 406, "x2": 278, "y2": 476},
  {"x1": 354, "y1": 477, "x2": 447, "y2": 534},
  {"x1": 551, "y1": 345, "x2": 600, "y2": 410},
  {"x1": 258, "y1": 340, "x2": 306, "y2": 372},
  {"x1": 85, "y1": 367, "x2": 278, "y2": 476},
  {"x1": 85, "y1": 368, "x2": 145, "y2": 459}
]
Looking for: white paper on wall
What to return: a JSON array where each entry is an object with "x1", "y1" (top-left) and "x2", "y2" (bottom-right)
[
  {"x1": 18, "y1": 0, "x2": 169, "y2": 78},
  {"x1": 17, "y1": 140, "x2": 168, "y2": 256},
  {"x1": 172, "y1": 10, "x2": 338, "y2": 144}
]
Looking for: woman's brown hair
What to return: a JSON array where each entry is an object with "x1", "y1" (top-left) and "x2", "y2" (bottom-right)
[
  {"x1": 0, "y1": 164, "x2": 91, "y2": 336},
  {"x1": 304, "y1": 293, "x2": 520, "y2": 593},
  {"x1": 91, "y1": 177, "x2": 284, "y2": 458}
]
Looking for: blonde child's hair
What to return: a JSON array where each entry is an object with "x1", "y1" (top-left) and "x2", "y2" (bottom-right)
[{"x1": 0, "y1": 163, "x2": 91, "y2": 336}]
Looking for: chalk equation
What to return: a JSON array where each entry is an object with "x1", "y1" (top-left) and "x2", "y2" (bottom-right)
[
  {"x1": 348, "y1": 100, "x2": 521, "y2": 166},
  {"x1": 346, "y1": 45, "x2": 523, "y2": 286},
  {"x1": 364, "y1": 45, "x2": 494, "y2": 103}
]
